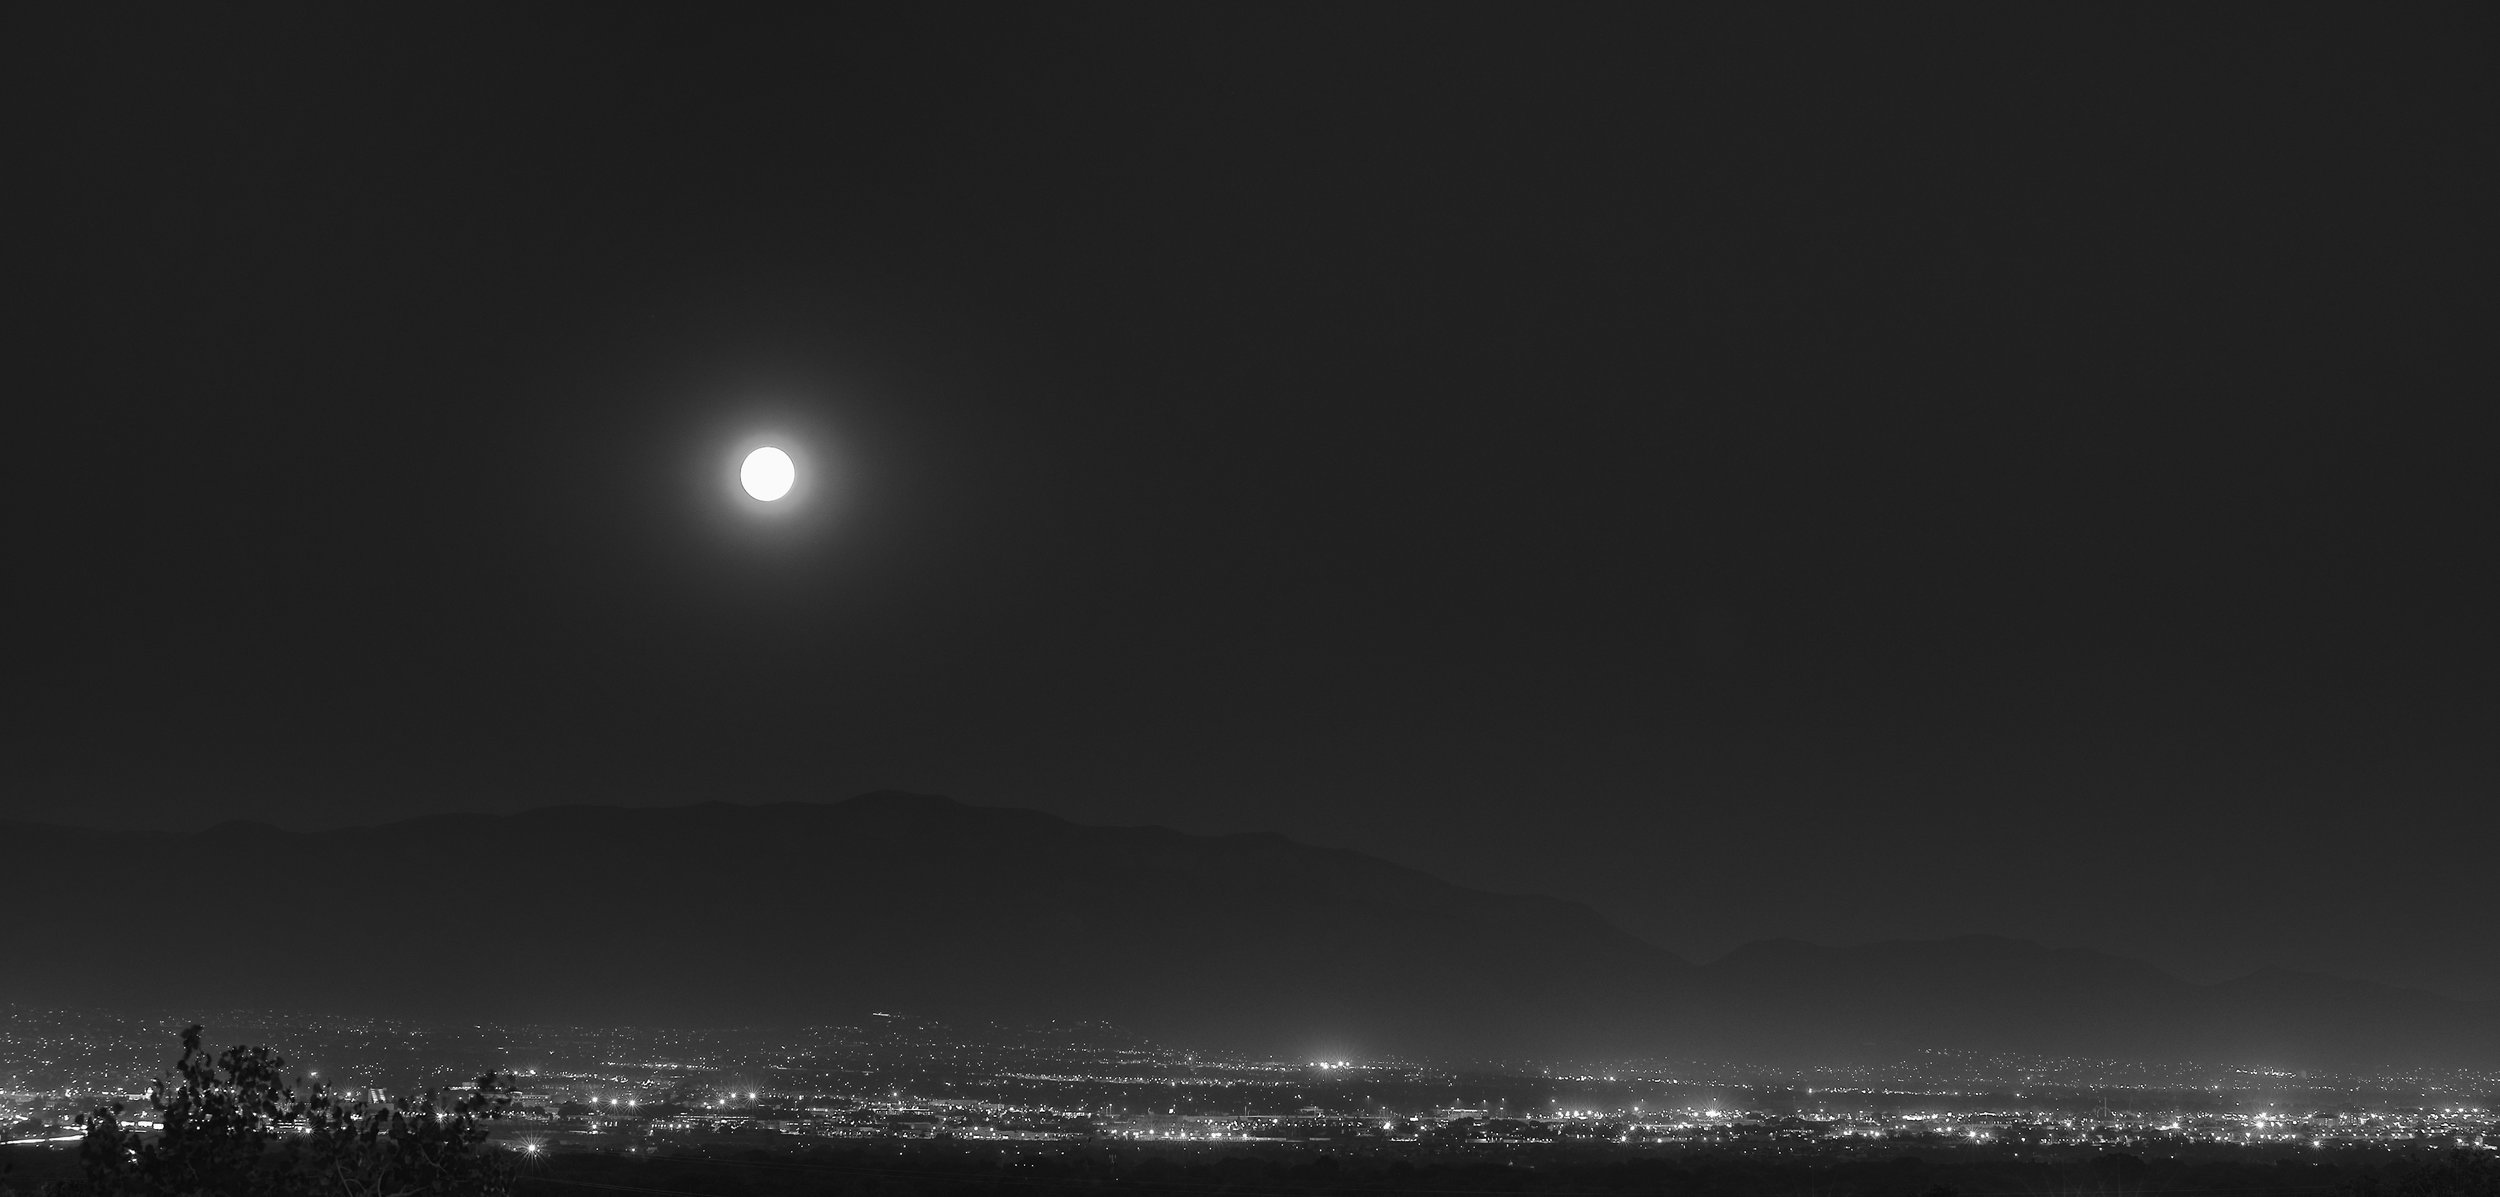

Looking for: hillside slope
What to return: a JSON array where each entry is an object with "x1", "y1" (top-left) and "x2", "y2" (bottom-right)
[
  {"x1": 6, "y1": 794, "x2": 2493, "y2": 1069},
  {"x1": 3, "y1": 794, "x2": 1690, "y2": 1058}
]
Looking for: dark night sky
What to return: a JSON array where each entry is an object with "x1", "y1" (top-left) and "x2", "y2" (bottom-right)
[{"x1": 9, "y1": 6, "x2": 2495, "y2": 997}]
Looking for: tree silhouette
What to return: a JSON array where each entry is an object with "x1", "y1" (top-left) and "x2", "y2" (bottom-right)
[{"x1": 60, "y1": 1025, "x2": 516, "y2": 1197}]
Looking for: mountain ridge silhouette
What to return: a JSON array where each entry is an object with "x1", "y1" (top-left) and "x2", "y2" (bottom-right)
[{"x1": 4, "y1": 792, "x2": 2492, "y2": 1069}]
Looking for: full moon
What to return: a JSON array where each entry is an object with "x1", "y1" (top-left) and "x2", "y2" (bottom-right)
[{"x1": 740, "y1": 446, "x2": 794, "y2": 501}]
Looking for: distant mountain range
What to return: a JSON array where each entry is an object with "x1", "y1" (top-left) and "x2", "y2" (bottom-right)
[{"x1": 6, "y1": 793, "x2": 2494, "y2": 1070}]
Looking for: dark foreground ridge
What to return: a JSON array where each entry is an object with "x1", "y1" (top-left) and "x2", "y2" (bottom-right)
[
  {"x1": 7, "y1": 794, "x2": 2496, "y2": 1068},
  {"x1": 413, "y1": 1143, "x2": 2500, "y2": 1197},
  {"x1": 15, "y1": 1136, "x2": 2497, "y2": 1197}
]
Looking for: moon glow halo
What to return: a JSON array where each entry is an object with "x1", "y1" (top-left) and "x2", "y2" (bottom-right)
[{"x1": 740, "y1": 447, "x2": 795, "y2": 501}]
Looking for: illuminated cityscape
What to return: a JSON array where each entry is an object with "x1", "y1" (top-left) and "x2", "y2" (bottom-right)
[
  {"x1": 9, "y1": 7, "x2": 2494, "y2": 1196},
  {"x1": 7, "y1": 1006, "x2": 2493, "y2": 1160}
]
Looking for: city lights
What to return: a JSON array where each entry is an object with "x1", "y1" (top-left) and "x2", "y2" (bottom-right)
[{"x1": 5, "y1": 1010, "x2": 2493, "y2": 1161}]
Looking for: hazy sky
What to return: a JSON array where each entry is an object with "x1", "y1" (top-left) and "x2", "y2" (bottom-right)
[{"x1": 10, "y1": 6, "x2": 2494, "y2": 998}]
